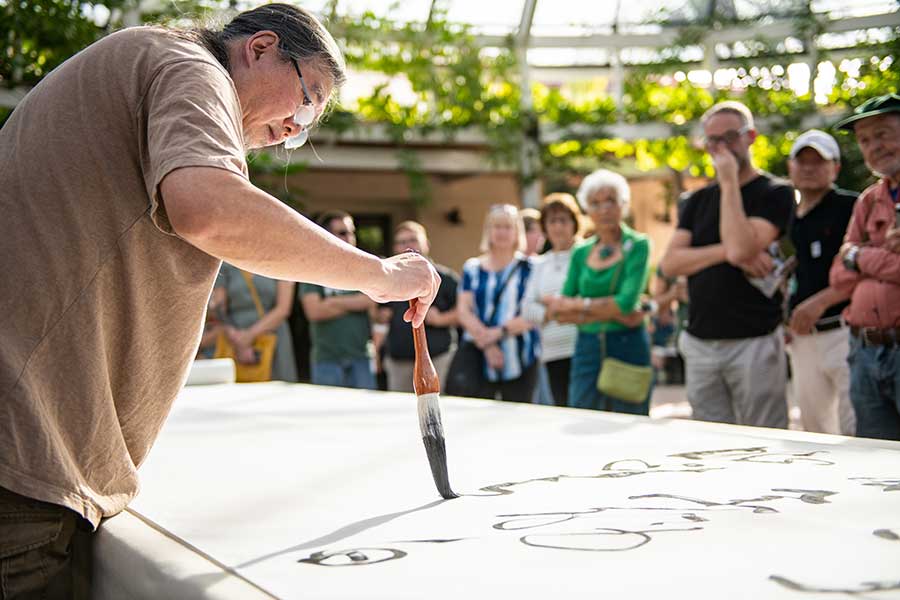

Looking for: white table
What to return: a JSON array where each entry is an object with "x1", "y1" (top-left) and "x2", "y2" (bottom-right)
[{"x1": 94, "y1": 383, "x2": 900, "y2": 599}]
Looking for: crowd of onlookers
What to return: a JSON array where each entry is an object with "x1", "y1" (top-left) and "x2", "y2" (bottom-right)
[{"x1": 199, "y1": 93, "x2": 900, "y2": 443}]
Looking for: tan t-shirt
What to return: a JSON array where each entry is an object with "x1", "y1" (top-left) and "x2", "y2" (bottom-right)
[{"x1": 0, "y1": 27, "x2": 247, "y2": 527}]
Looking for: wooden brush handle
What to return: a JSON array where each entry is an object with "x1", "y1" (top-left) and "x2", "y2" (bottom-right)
[{"x1": 410, "y1": 300, "x2": 440, "y2": 395}]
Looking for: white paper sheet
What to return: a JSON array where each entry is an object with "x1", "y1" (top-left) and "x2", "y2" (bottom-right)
[{"x1": 117, "y1": 383, "x2": 900, "y2": 599}]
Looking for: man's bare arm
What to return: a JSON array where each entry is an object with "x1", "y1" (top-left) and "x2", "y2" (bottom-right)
[
  {"x1": 659, "y1": 230, "x2": 727, "y2": 277},
  {"x1": 160, "y1": 167, "x2": 438, "y2": 326}
]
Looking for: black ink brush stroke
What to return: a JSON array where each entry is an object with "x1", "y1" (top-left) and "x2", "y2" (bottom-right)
[
  {"x1": 671, "y1": 447, "x2": 769, "y2": 460},
  {"x1": 671, "y1": 447, "x2": 834, "y2": 466},
  {"x1": 521, "y1": 526, "x2": 702, "y2": 552},
  {"x1": 874, "y1": 529, "x2": 900, "y2": 541},
  {"x1": 628, "y1": 489, "x2": 838, "y2": 513},
  {"x1": 850, "y1": 477, "x2": 900, "y2": 492},
  {"x1": 769, "y1": 489, "x2": 837, "y2": 504},
  {"x1": 770, "y1": 575, "x2": 900, "y2": 594},
  {"x1": 477, "y1": 459, "x2": 722, "y2": 496},
  {"x1": 298, "y1": 547, "x2": 407, "y2": 567}
]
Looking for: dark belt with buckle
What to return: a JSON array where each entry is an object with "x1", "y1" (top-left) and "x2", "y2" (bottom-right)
[
  {"x1": 813, "y1": 319, "x2": 843, "y2": 333},
  {"x1": 850, "y1": 325, "x2": 900, "y2": 347}
]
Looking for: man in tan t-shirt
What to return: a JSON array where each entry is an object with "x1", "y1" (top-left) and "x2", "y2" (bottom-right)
[{"x1": 0, "y1": 4, "x2": 439, "y2": 597}]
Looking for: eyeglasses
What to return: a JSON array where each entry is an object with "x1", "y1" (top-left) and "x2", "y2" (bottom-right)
[
  {"x1": 284, "y1": 59, "x2": 317, "y2": 149},
  {"x1": 703, "y1": 126, "x2": 750, "y2": 147}
]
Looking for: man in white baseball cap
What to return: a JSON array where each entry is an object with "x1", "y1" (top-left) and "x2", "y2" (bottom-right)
[{"x1": 786, "y1": 129, "x2": 858, "y2": 435}]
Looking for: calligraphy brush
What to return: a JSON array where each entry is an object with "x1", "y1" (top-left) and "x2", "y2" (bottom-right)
[{"x1": 410, "y1": 299, "x2": 458, "y2": 499}]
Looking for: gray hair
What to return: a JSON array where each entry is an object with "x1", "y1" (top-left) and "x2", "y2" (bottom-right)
[
  {"x1": 576, "y1": 169, "x2": 631, "y2": 216},
  {"x1": 701, "y1": 100, "x2": 755, "y2": 129},
  {"x1": 186, "y1": 3, "x2": 346, "y2": 88}
]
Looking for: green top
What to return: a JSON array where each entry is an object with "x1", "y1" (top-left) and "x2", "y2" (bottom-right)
[
  {"x1": 300, "y1": 283, "x2": 371, "y2": 363},
  {"x1": 561, "y1": 224, "x2": 651, "y2": 334}
]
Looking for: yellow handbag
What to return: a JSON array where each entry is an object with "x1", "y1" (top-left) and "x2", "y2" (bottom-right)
[{"x1": 214, "y1": 270, "x2": 278, "y2": 383}]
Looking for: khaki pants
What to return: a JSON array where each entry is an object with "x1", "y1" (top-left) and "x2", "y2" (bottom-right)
[
  {"x1": 384, "y1": 350, "x2": 454, "y2": 393},
  {"x1": 678, "y1": 329, "x2": 788, "y2": 428},
  {"x1": 0, "y1": 487, "x2": 92, "y2": 600},
  {"x1": 786, "y1": 326, "x2": 855, "y2": 435}
]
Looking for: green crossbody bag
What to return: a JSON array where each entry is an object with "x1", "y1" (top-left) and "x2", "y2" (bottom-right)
[{"x1": 594, "y1": 245, "x2": 653, "y2": 404}]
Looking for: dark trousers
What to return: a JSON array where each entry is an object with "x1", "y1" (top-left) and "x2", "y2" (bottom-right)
[
  {"x1": 472, "y1": 361, "x2": 540, "y2": 403},
  {"x1": 545, "y1": 358, "x2": 571, "y2": 407},
  {"x1": 848, "y1": 335, "x2": 900, "y2": 440},
  {"x1": 0, "y1": 487, "x2": 92, "y2": 600}
]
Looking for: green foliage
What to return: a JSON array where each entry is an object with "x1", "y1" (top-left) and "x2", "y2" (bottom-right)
[
  {"x1": 2, "y1": 0, "x2": 895, "y2": 197},
  {"x1": 323, "y1": 7, "x2": 525, "y2": 204},
  {"x1": 0, "y1": 0, "x2": 129, "y2": 88}
]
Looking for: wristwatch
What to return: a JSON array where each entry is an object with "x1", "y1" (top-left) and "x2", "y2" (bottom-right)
[
  {"x1": 842, "y1": 245, "x2": 861, "y2": 272},
  {"x1": 500, "y1": 324, "x2": 509, "y2": 338}
]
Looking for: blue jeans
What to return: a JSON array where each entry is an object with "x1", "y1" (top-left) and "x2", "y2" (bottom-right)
[
  {"x1": 568, "y1": 328, "x2": 652, "y2": 415},
  {"x1": 848, "y1": 334, "x2": 900, "y2": 440},
  {"x1": 312, "y1": 358, "x2": 376, "y2": 390}
]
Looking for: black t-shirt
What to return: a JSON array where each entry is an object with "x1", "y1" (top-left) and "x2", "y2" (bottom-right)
[
  {"x1": 385, "y1": 263, "x2": 459, "y2": 360},
  {"x1": 789, "y1": 187, "x2": 858, "y2": 319},
  {"x1": 677, "y1": 173, "x2": 795, "y2": 340}
]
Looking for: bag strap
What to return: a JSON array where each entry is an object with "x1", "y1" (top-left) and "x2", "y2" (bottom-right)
[
  {"x1": 608, "y1": 255, "x2": 626, "y2": 295},
  {"x1": 486, "y1": 259, "x2": 525, "y2": 326},
  {"x1": 597, "y1": 239, "x2": 627, "y2": 343},
  {"x1": 238, "y1": 270, "x2": 266, "y2": 319}
]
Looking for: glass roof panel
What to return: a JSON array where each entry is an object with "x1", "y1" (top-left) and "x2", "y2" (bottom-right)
[
  {"x1": 729, "y1": 0, "x2": 806, "y2": 20},
  {"x1": 811, "y1": 0, "x2": 899, "y2": 18},
  {"x1": 329, "y1": 0, "x2": 433, "y2": 23},
  {"x1": 530, "y1": 1, "x2": 616, "y2": 37},
  {"x1": 444, "y1": 0, "x2": 527, "y2": 35},
  {"x1": 618, "y1": 0, "x2": 703, "y2": 25}
]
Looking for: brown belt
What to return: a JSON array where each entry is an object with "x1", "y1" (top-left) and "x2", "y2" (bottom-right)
[{"x1": 850, "y1": 325, "x2": 900, "y2": 347}]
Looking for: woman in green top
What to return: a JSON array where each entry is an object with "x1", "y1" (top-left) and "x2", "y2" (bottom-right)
[{"x1": 549, "y1": 169, "x2": 653, "y2": 414}]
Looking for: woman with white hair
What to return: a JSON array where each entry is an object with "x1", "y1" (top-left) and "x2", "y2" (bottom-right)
[
  {"x1": 446, "y1": 204, "x2": 540, "y2": 401},
  {"x1": 549, "y1": 169, "x2": 653, "y2": 414}
]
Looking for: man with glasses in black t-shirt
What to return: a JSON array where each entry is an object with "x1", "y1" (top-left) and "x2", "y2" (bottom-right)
[
  {"x1": 660, "y1": 101, "x2": 794, "y2": 429},
  {"x1": 785, "y1": 130, "x2": 857, "y2": 436}
]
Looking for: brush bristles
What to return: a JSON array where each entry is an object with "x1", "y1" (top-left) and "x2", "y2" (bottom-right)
[{"x1": 417, "y1": 393, "x2": 457, "y2": 499}]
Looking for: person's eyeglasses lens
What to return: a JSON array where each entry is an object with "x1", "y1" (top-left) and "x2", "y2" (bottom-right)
[
  {"x1": 704, "y1": 128, "x2": 745, "y2": 146},
  {"x1": 285, "y1": 60, "x2": 316, "y2": 149}
]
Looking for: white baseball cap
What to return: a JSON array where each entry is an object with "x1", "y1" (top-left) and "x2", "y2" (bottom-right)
[{"x1": 789, "y1": 129, "x2": 840, "y2": 161}]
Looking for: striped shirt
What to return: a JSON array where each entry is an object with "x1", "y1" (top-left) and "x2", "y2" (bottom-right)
[
  {"x1": 461, "y1": 255, "x2": 540, "y2": 382},
  {"x1": 521, "y1": 249, "x2": 578, "y2": 363}
]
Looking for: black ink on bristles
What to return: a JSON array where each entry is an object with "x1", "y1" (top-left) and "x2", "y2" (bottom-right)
[{"x1": 418, "y1": 393, "x2": 458, "y2": 499}]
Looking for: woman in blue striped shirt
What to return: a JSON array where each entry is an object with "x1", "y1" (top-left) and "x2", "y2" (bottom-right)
[{"x1": 449, "y1": 204, "x2": 540, "y2": 401}]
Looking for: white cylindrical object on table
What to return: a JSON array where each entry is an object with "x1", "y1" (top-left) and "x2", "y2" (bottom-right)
[{"x1": 185, "y1": 359, "x2": 236, "y2": 386}]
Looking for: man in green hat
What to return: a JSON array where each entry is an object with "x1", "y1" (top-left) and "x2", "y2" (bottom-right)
[{"x1": 829, "y1": 92, "x2": 900, "y2": 440}]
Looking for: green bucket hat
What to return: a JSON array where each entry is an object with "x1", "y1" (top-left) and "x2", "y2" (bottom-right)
[{"x1": 834, "y1": 93, "x2": 900, "y2": 131}]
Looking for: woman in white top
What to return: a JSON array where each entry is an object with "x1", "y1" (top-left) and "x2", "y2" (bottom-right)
[{"x1": 522, "y1": 194, "x2": 582, "y2": 406}]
